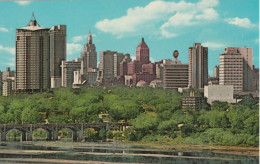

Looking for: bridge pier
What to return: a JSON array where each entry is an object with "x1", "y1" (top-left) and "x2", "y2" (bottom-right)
[
  {"x1": 53, "y1": 131, "x2": 58, "y2": 141},
  {"x1": 72, "y1": 131, "x2": 77, "y2": 141},
  {"x1": 27, "y1": 125, "x2": 33, "y2": 141},
  {"x1": 78, "y1": 130, "x2": 84, "y2": 141},
  {"x1": 1, "y1": 132, "x2": 6, "y2": 141},
  {"x1": 20, "y1": 132, "x2": 26, "y2": 142},
  {"x1": 27, "y1": 132, "x2": 33, "y2": 141},
  {"x1": 46, "y1": 131, "x2": 52, "y2": 141}
]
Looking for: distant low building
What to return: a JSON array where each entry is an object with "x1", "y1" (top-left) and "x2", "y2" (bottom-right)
[
  {"x1": 158, "y1": 50, "x2": 189, "y2": 90},
  {"x1": 61, "y1": 58, "x2": 81, "y2": 88},
  {"x1": 136, "y1": 80, "x2": 147, "y2": 87},
  {"x1": 182, "y1": 91, "x2": 206, "y2": 111},
  {"x1": 150, "y1": 79, "x2": 163, "y2": 88},
  {"x1": 208, "y1": 77, "x2": 219, "y2": 85},
  {"x1": 3, "y1": 77, "x2": 15, "y2": 96},
  {"x1": 2, "y1": 67, "x2": 15, "y2": 96},
  {"x1": 204, "y1": 85, "x2": 236, "y2": 104}
]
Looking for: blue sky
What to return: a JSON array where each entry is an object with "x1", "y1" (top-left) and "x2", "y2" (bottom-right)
[{"x1": 0, "y1": 0, "x2": 258, "y2": 76}]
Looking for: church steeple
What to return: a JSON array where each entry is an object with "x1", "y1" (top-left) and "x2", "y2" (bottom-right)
[{"x1": 88, "y1": 32, "x2": 92, "y2": 44}]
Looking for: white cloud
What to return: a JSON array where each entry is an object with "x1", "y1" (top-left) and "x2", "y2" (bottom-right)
[
  {"x1": 14, "y1": 1, "x2": 31, "y2": 6},
  {"x1": 150, "y1": 57, "x2": 155, "y2": 63},
  {"x1": 160, "y1": 28, "x2": 177, "y2": 39},
  {"x1": 225, "y1": 17, "x2": 256, "y2": 29},
  {"x1": 0, "y1": 27, "x2": 8, "y2": 32},
  {"x1": 72, "y1": 34, "x2": 96, "y2": 43},
  {"x1": 0, "y1": 45, "x2": 15, "y2": 55},
  {"x1": 131, "y1": 56, "x2": 136, "y2": 61},
  {"x1": 72, "y1": 35, "x2": 87, "y2": 43},
  {"x1": 95, "y1": 0, "x2": 219, "y2": 38},
  {"x1": 67, "y1": 43, "x2": 82, "y2": 55},
  {"x1": 195, "y1": 8, "x2": 219, "y2": 20},
  {"x1": 202, "y1": 42, "x2": 226, "y2": 50}
]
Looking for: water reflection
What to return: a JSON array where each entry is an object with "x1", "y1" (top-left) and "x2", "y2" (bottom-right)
[{"x1": 0, "y1": 142, "x2": 258, "y2": 164}]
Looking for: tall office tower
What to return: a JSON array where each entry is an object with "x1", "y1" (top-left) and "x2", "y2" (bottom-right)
[
  {"x1": 219, "y1": 49, "x2": 243, "y2": 92},
  {"x1": 224, "y1": 47, "x2": 253, "y2": 91},
  {"x1": 114, "y1": 53, "x2": 128, "y2": 77},
  {"x1": 0, "y1": 71, "x2": 2, "y2": 96},
  {"x1": 160, "y1": 50, "x2": 189, "y2": 89},
  {"x1": 49, "y1": 25, "x2": 66, "y2": 88},
  {"x1": 81, "y1": 32, "x2": 97, "y2": 75},
  {"x1": 120, "y1": 55, "x2": 132, "y2": 77},
  {"x1": 61, "y1": 58, "x2": 81, "y2": 88},
  {"x1": 16, "y1": 14, "x2": 50, "y2": 93},
  {"x1": 252, "y1": 66, "x2": 259, "y2": 93},
  {"x1": 124, "y1": 38, "x2": 156, "y2": 86},
  {"x1": 213, "y1": 65, "x2": 219, "y2": 78},
  {"x1": 98, "y1": 51, "x2": 117, "y2": 80},
  {"x1": 136, "y1": 38, "x2": 149, "y2": 64},
  {"x1": 98, "y1": 51, "x2": 128, "y2": 83},
  {"x1": 188, "y1": 43, "x2": 208, "y2": 89}
]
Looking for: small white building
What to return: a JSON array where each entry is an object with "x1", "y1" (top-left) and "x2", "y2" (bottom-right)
[{"x1": 204, "y1": 85, "x2": 236, "y2": 104}]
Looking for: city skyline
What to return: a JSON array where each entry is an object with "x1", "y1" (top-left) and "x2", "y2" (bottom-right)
[{"x1": 0, "y1": 0, "x2": 259, "y2": 76}]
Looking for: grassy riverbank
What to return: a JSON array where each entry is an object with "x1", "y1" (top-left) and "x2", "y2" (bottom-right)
[
  {"x1": 31, "y1": 141, "x2": 259, "y2": 157},
  {"x1": 123, "y1": 141, "x2": 259, "y2": 156}
]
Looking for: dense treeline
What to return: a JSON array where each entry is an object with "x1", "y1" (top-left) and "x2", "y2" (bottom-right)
[{"x1": 0, "y1": 87, "x2": 258, "y2": 146}]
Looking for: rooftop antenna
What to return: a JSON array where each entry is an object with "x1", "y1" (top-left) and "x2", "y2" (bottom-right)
[
  {"x1": 31, "y1": 11, "x2": 36, "y2": 21},
  {"x1": 27, "y1": 11, "x2": 40, "y2": 27}
]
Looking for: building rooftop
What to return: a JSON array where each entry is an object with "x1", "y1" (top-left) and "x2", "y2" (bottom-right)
[
  {"x1": 18, "y1": 12, "x2": 48, "y2": 31},
  {"x1": 137, "y1": 38, "x2": 149, "y2": 49}
]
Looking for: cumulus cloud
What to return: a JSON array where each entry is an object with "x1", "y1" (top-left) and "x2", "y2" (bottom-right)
[
  {"x1": 14, "y1": 1, "x2": 32, "y2": 5},
  {"x1": 95, "y1": 0, "x2": 219, "y2": 38},
  {"x1": 0, "y1": 27, "x2": 9, "y2": 32},
  {"x1": 225, "y1": 17, "x2": 256, "y2": 29},
  {"x1": 72, "y1": 33, "x2": 96, "y2": 43},
  {"x1": 202, "y1": 42, "x2": 226, "y2": 50},
  {"x1": 72, "y1": 35, "x2": 87, "y2": 43},
  {"x1": 0, "y1": 45, "x2": 15, "y2": 55},
  {"x1": 67, "y1": 43, "x2": 82, "y2": 55}
]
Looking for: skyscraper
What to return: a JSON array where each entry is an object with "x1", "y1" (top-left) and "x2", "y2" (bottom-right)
[
  {"x1": 16, "y1": 13, "x2": 66, "y2": 93},
  {"x1": 219, "y1": 47, "x2": 253, "y2": 92},
  {"x1": 124, "y1": 38, "x2": 156, "y2": 86},
  {"x1": 16, "y1": 14, "x2": 51, "y2": 93},
  {"x1": 213, "y1": 65, "x2": 219, "y2": 78},
  {"x1": 136, "y1": 38, "x2": 149, "y2": 64},
  {"x1": 81, "y1": 32, "x2": 97, "y2": 75},
  {"x1": 98, "y1": 51, "x2": 129, "y2": 84},
  {"x1": 224, "y1": 47, "x2": 253, "y2": 91},
  {"x1": 188, "y1": 43, "x2": 208, "y2": 89},
  {"x1": 0, "y1": 71, "x2": 2, "y2": 96},
  {"x1": 49, "y1": 25, "x2": 66, "y2": 88}
]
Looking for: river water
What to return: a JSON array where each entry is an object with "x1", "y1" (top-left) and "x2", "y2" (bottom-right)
[{"x1": 0, "y1": 142, "x2": 258, "y2": 164}]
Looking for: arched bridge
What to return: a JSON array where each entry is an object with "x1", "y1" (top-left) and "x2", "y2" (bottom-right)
[{"x1": 0, "y1": 123, "x2": 128, "y2": 142}]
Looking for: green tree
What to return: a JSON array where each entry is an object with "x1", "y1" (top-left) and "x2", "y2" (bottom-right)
[
  {"x1": 211, "y1": 101, "x2": 229, "y2": 111},
  {"x1": 21, "y1": 108, "x2": 42, "y2": 124}
]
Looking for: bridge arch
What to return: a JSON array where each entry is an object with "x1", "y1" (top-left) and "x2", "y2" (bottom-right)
[
  {"x1": 58, "y1": 127, "x2": 78, "y2": 141},
  {"x1": 5, "y1": 128, "x2": 26, "y2": 141},
  {"x1": 32, "y1": 128, "x2": 51, "y2": 141}
]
